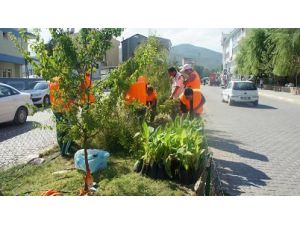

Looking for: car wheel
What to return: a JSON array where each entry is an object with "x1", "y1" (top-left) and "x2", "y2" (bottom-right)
[
  {"x1": 14, "y1": 107, "x2": 28, "y2": 125},
  {"x1": 253, "y1": 100, "x2": 258, "y2": 107},
  {"x1": 228, "y1": 97, "x2": 234, "y2": 106},
  {"x1": 43, "y1": 95, "x2": 50, "y2": 105},
  {"x1": 221, "y1": 95, "x2": 225, "y2": 102}
]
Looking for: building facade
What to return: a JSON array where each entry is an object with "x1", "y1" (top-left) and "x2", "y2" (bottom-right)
[
  {"x1": 221, "y1": 28, "x2": 247, "y2": 77},
  {"x1": 182, "y1": 57, "x2": 195, "y2": 67},
  {"x1": 93, "y1": 38, "x2": 120, "y2": 80},
  {"x1": 121, "y1": 34, "x2": 172, "y2": 62},
  {"x1": 103, "y1": 38, "x2": 120, "y2": 67},
  {"x1": 0, "y1": 28, "x2": 29, "y2": 78},
  {"x1": 121, "y1": 34, "x2": 148, "y2": 62}
]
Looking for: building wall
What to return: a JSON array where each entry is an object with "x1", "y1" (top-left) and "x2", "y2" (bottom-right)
[
  {"x1": 105, "y1": 38, "x2": 120, "y2": 67},
  {"x1": 122, "y1": 34, "x2": 147, "y2": 62},
  {"x1": 182, "y1": 57, "x2": 195, "y2": 66},
  {"x1": 221, "y1": 28, "x2": 246, "y2": 76},
  {"x1": 0, "y1": 29, "x2": 27, "y2": 78},
  {"x1": 0, "y1": 29, "x2": 27, "y2": 58},
  {"x1": 0, "y1": 62, "x2": 15, "y2": 77}
]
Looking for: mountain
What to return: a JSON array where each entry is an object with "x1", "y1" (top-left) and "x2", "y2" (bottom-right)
[{"x1": 169, "y1": 44, "x2": 222, "y2": 70}]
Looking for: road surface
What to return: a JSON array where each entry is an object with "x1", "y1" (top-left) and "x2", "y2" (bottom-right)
[{"x1": 202, "y1": 85, "x2": 300, "y2": 195}]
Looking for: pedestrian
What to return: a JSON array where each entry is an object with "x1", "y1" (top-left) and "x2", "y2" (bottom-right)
[
  {"x1": 179, "y1": 88, "x2": 206, "y2": 119},
  {"x1": 180, "y1": 64, "x2": 201, "y2": 89},
  {"x1": 260, "y1": 78, "x2": 264, "y2": 89},
  {"x1": 168, "y1": 67, "x2": 184, "y2": 99},
  {"x1": 146, "y1": 84, "x2": 157, "y2": 121}
]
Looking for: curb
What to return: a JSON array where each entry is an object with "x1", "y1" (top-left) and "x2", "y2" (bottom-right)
[
  {"x1": 0, "y1": 144, "x2": 58, "y2": 171},
  {"x1": 259, "y1": 92, "x2": 300, "y2": 105},
  {"x1": 210, "y1": 157, "x2": 227, "y2": 196}
]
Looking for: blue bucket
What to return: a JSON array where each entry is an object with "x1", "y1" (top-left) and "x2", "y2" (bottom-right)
[{"x1": 74, "y1": 149, "x2": 110, "y2": 173}]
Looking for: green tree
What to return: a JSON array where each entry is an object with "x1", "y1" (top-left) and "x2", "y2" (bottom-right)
[
  {"x1": 269, "y1": 28, "x2": 300, "y2": 86},
  {"x1": 10, "y1": 28, "x2": 123, "y2": 193},
  {"x1": 235, "y1": 28, "x2": 271, "y2": 77}
]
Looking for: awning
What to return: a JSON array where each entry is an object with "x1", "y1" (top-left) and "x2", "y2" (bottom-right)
[{"x1": 0, "y1": 53, "x2": 25, "y2": 65}]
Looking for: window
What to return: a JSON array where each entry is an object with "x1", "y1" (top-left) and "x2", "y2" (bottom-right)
[
  {"x1": 233, "y1": 82, "x2": 257, "y2": 91},
  {"x1": 33, "y1": 82, "x2": 48, "y2": 90},
  {"x1": 7, "y1": 69, "x2": 12, "y2": 78},
  {"x1": 7, "y1": 81, "x2": 25, "y2": 91},
  {"x1": 0, "y1": 86, "x2": 13, "y2": 97},
  {"x1": 2, "y1": 69, "x2": 6, "y2": 78}
]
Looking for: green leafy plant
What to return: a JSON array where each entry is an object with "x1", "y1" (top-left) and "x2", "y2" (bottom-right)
[
  {"x1": 137, "y1": 117, "x2": 208, "y2": 184},
  {"x1": 158, "y1": 98, "x2": 181, "y2": 120}
]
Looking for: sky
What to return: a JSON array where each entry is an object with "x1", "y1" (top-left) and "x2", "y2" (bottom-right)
[
  {"x1": 39, "y1": 28, "x2": 233, "y2": 53},
  {"x1": 119, "y1": 28, "x2": 233, "y2": 53}
]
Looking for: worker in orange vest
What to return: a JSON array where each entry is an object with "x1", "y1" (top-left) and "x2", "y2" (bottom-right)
[
  {"x1": 49, "y1": 73, "x2": 95, "y2": 156},
  {"x1": 80, "y1": 73, "x2": 96, "y2": 105},
  {"x1": 49, "y1": 76, "x2": 74, "y2": 156},
  {"x1": 180, "y1": 64, "x2": 201, "y2": 89},
  {"x1": 179, "y1": 88, "x2": 206, "y2": 119},
  {"x1": 125, "y1": 75, "x2": 147, "y2": 105}
]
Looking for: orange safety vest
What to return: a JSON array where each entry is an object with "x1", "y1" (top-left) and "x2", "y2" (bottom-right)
[
  {"x1": 125, "y1": 75, "x2": 147, "y2": 105},
  {"x1": 49, "y1": 77, "x2": 73, "y2": 113},
  {"x1": 49, "y1": 74, "x2": 95, "y2": 113},
  {"x1": 179, "y1": 89, "x2": 203, "y2": 114},
  {"x1": 146, "y1": 90, "x2": 157, "y2": 105},
  {"x1": 186, "y1": 71, "x2": 201, "y2": 89},
  {"x1": 80, "y1": 73, "x2": 95, "y2": 104}
]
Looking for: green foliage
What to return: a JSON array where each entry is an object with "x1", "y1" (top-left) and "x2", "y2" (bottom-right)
[
  {"x1": 235, "y1": 29, "x2": 270, "y2": 76},
  {"x1": 235, "y1": 28, "x2": 300, "y2": 82},
  {"x1": 137, "y1": 117, "x2": 208, "y2": 178},
  {"x1": 10, "y1": 28, "x2": 123, "y2": 152},
  {"x1": 158, "y1": 98, "x2": 181, "y2": 120},
  {"x1": 152, "y1": 113, "x2": 172, "y2": 128},
  {"x1": 194, "y1": 65, "x2": 211, "y2": 78},
  {"x1": 269, "y1": 29, "x2": 300, "y2": 76},
  {"x1": 90, "y1": 36, "x2": 170, "y2": 154}
]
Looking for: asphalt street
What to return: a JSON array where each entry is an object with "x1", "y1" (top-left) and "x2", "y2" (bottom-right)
[{"x1": 202, "y1": 85, "x2": 300, "y2": 195}]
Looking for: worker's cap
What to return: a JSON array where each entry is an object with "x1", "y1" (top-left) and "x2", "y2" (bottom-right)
[{"x1": 180, "y1": 64, "x2": 193, "y2": 73}]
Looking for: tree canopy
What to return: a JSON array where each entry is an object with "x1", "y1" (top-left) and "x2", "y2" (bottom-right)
[{"x1": 235, "y1": 28, "x2": 300, "y2": 84}]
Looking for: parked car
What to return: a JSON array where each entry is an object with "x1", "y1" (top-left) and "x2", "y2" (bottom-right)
[
  {"x1": 222, "y1": 81, "x2": 259, "y2": 106},
  {"x1": 0, "y1": 82, "x2": 33, "y2": 124},
  {"x1": 23, "y1": 81, "x2": 50, "y2": 105},
  {"x1": 285, "y1": 83, "x2": 295, "y2": 87}
]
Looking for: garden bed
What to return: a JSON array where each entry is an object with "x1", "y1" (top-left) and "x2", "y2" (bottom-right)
[{"x1": 0, "y1": 147, "x2": 194, "y2": 196}]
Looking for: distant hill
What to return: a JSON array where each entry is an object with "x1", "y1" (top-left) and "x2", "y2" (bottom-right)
[{"x1": 169, "y1": 44, "x2": 222, "y2": 70}]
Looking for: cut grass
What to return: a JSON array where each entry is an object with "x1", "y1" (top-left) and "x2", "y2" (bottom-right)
[{"x1": 0, "y1": 147, "x2": 193, "y2": 196}]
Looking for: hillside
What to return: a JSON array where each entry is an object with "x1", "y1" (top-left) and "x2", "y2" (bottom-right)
[{"x1": 169, "y1": 44, "x2": 222, "y2": 70}]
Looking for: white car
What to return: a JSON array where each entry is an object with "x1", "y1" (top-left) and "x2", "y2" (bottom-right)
[
  {"x1": 222, "y1": 81, "x2": 259, "y2": 106},
  {"x1": 24, "y1": 81, "x2": 50, "y2": 105},
  {"x1": 0, "y1": 82, "x2": 33, "y2": 124}
]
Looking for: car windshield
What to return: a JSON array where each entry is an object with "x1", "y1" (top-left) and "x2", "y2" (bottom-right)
[
  {"x1": 233, "y1": 82, "x2": 257, "y2": 91},
  {"x1": 33, "y1": 82, "x2": 48, "y2": 90}
]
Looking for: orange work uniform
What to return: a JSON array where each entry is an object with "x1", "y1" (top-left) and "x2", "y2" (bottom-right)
[
  {"x1": 185, "y1": 71, "x2": 201, "y2": 89},
  {"x1": 125, "y1": 75, "x2": 147, "y2": 105},
  {"x1": 179, "y1": 89, "x2": 204, "y2": 114},
  {"x1": 146, "y1": 90, "x2": 157, "y2": 106}
]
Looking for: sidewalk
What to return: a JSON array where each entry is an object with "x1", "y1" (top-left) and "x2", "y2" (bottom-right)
[{"x1": 259, "y1": 89, "x2": 300, "y2": 105}]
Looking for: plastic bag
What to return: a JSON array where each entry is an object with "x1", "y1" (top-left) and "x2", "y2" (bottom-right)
[{"x1": 74, "y1": 149, "x2": 110, "y2": 173}]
